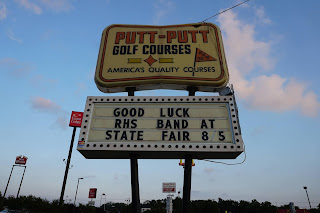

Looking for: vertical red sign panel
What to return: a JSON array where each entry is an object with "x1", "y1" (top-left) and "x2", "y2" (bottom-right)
[
  {"x1": 69, "y1": 111, "x2": 84, "y2": 127},
  {"x1": 88, "y1": 188, "x2": 97, "y2": 198}
]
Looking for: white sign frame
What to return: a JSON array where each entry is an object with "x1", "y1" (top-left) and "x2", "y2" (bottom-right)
[{"x1": 77, "y1": 96, "x2": 243, "y2": 159}]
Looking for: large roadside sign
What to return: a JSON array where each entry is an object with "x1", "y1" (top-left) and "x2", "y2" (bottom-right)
[
  {"x1": 94, "y1": 23, "x2": 229, "y2": 93},
  {"x1": 77, "y1": 96, "x2": 243, "y2": 159}
]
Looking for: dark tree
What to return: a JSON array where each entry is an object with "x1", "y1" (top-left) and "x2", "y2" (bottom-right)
[
  {"x1": 0, "y1": 192, "x2": 4, "y2": 211},
  {"x1": 218, "y1": 198, "x2": 239, "y2": 213},
  {"x1": 144, "y1": 199, "x2": 166, "y2": 213},
  {"x1": 238, "y1": 200, "x2": 250, "y2": 213},
  {"x1": 190, "y1": 199, "x2": 219, "y2": 213}
]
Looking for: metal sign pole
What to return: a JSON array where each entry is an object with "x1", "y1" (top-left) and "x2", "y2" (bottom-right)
[
  {"x1": 59, "y1": 126, "x2": 77, "y2": 205},
  {"x1": 16, "y1": 166, "x2": 27, "y2": 198},
  {"x1": 181, "y1": 87, "x2": 197, "y2": 213},
  {"x1": 4, "y1": 165, "x2": 15, "y2": 197},
  {"x1": 127, "y1": 87, "x2": 141, "y2": 213},
  {"x1": 130, "y1": 154, "x2": 140, "y2": 213},
  {"x1": 182, "y1": 156, "x2": 192, "y2": 213}
]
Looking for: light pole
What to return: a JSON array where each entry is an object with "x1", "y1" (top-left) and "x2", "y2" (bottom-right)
[
  {"x1": 101, "y1": 193, "x2": 106, "y2": 211},
  {"x1": 74, "y1": 178, "x2": 83, "y2": 206},
  {"x1": 125, "y1": 198, "x2": 130, "y2": 205},
  {"x1": 303, "y1": 186, "x2": 312, "y2": 209}
]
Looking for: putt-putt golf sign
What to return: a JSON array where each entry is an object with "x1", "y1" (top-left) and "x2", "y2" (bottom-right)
[
  {"x1": 77, "y1": 96, "x2": 243, "y2": 159},
  {"x1": 94, "y1": 23, "x2": 229, "y2": 93}
]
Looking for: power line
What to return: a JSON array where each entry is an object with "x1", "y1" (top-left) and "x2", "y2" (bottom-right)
[
  {"x1": 200, "y1": 0, "x2": 253, "y2": 23},
  {"x1": 199, "y1": 143, "x2": 246, "y2": 165}
]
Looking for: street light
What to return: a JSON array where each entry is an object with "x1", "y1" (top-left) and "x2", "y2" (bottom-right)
[
  {"x1": 303, "y1": 186, "x2": 312, "y2": 209},
  {"x1": 63, "y1": 159, "x2": 73, "y2": 169},
  {"x1": 125, "y1": 198, "x2": 130, "y2": 205},
  {"x1": 101, "y1": 193, "x2": 106, "y2": 211},
  {"x1": 74, "y1": 178, "x2": 83, "y2": 206}
]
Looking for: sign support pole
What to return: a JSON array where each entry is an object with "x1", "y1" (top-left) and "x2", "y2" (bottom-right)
[
  {"x1": 130, "y1": 154, "x2": 140, "y2": 213},
  {"x1": 182, "y1": 156, "x2": 192, "y2": 213},
  {"x1": 59, "y1": 126, "x2": 77, "y2": 205},
  {"x1": 187, "y1": 86, "x2": 197, "y2": 96},
  {"x1": 181, "y1": 87, "x2": 197, "y2": 213},
  {"x1": 127, "y1": 87, "x2": 141, "y2": 213},
  {"x1": 4, "y1": 165, "x2": 15, "y2": 197},
  {"x1": 16, "y1": 166, "x2": 27, "y2": 198}
]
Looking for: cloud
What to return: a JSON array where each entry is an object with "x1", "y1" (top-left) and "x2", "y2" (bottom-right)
[
  {"x1": 38, "y1": 0, "x2": 73, "y2": 12},
  {"x1": 31, "y1": 96, "x2": 61, "y2": 113},
  {"x1": 12, "y1": 0, "x2": 73, "y2": 15},
  {"x1": 41, "y1": 30, "x2": 55, "y2": 40},
  {"x1": 255, "y1": 6, "x2": 271, "y2": 24},
  {"x1": 0, "y1": 2, "x2": 7, "y2": 21},
  {"x1": 113, "y1": 173, "x2": 119, "y2": 180},
  {"x1": 112, "y1": 172, "x2": 127, "y2": 181},
  {"x1": 203, "y1": 167, "x2": 214, "y2": 175},
  {"x1": 0, "y1": 58, "x2": 58, "y2": 90},
  {"x1": 31, "y1": 74, "x2": 57, "y2": 89},
  {"x1": 31, "y1": 96, "x2": 69, "y2": 129},
  {"x1": 208, "y1": 178, "x2": 215, "y2": 182},
  {"x1": 220, "y1": 193, "x2": 229, "y2": 198},
  {"x1": 218, "y1": 11, "x2": 274, "y2": 73},
  {"x1": 251, "y1": 125, "x2": 270, "y2": 137},
  {"x1": 217, "y1": 9, "x2": 320, "y2": 117},
  {"x1": 152, "y1": 0, "x2": 174, "y2": 25},
  {"x1": 6, "y1": 29, "x2": 23, "y2": 43},
  {"x1": 242, "y1": 75, "x2": 320, "y2": 116},
  {"x1": 75, "y1": 82, "x2": 88, "y2": 95},
  {"x1": 0, "y1": 58, "x2": 32, "y2": 77},
  {"x1": 14, "y1": 0, "x2": 42, "y2": 15},
  {"x1": 55, "y1": 116, "x2": 68, "y2": 129}
]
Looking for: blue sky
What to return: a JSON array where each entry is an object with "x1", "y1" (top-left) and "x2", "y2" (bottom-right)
[{"x1": 0, "y1": 0, "x2": 319, "y2": 209}]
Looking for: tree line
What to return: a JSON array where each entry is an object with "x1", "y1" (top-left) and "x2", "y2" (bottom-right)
[
  {"x1": 1, "y1": 192, "x2": 319, "y2": 213},
  {"x1": 144, "y1": 198, "x2": 320, "y2": 213}
]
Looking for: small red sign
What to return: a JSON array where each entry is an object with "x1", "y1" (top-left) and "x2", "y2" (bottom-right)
[
  {"x1": 69, "y1": 111, "x2": 83, "y2": 127},
  {"x1": 163, "y1": 188, "x2": 175, "y2": 192},
  {"x1": 162, "y1": 182, "x2": 176, "y2": 193},
  {"x1": 88, "y1": 188, "x2": 97, "y2": 198},
  {"x1": 15, "y1": 155, "x2": 28, "y2": 165}
]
